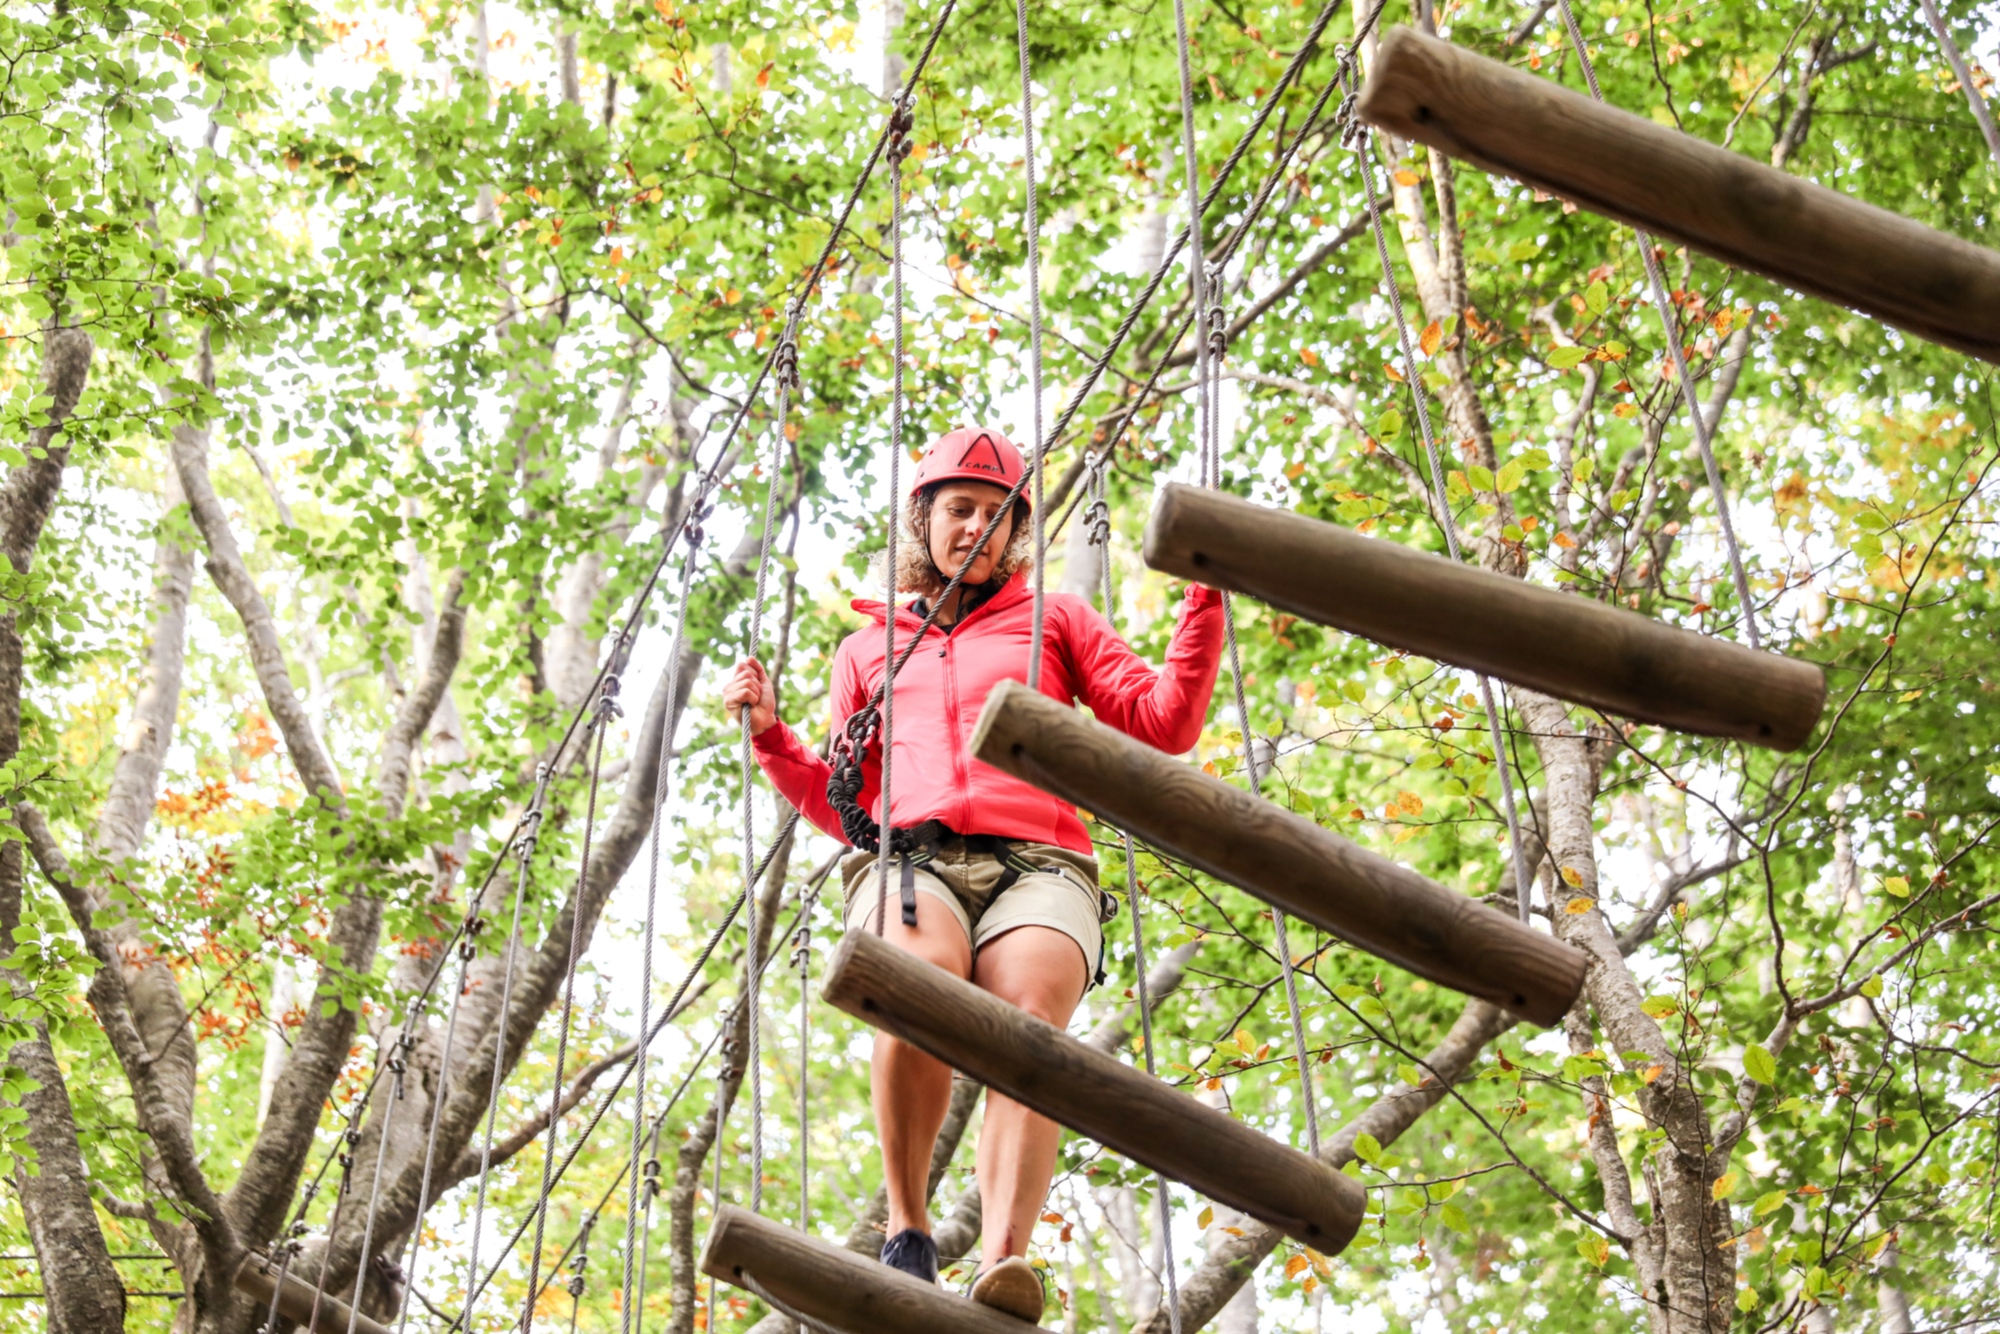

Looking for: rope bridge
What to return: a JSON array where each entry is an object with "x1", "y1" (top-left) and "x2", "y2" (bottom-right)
[{"x1": 230, "y1": 1, "x2": 2000, "y2": 1328}]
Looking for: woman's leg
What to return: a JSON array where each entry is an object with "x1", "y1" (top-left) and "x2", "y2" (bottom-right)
[
  {"x1": 969, "y1": 925, "x2": 1089, "y2": 1269},
  {"x1": 871, "y1": 882, "x2": 974, "y2": 1236}
]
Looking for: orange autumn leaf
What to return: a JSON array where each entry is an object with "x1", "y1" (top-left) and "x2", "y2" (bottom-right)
[{"x1": 1419, "y1": 321, "x2": 1443, "y2": 357}]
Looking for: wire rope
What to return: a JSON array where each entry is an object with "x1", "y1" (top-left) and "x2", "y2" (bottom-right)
[
  {"x1": 618, "y1": 540, "x2": 706, "y2": 1334},
  {"x1": 875, "y1": 93, "x2": 915, "y2": 940},
  {"x1": 488, "y1": 862, "x2": 836, "y2": 1323},
  {"x1": 1017, "y1": 0, "x2": 1050, "y2": 692},
  {"x1": 743, "y1": 331, "x2": 801, "y2": 1219},
  {"x1": 390, "y1": 934, "x2": 477, "y2": 1334},
  {"x1": 1340, "y1": 86, "x2": 1538, "y2": 925},
  {"x1": 1552, "y1": 0, "x2": 1761, "y2": 650},
  {"x1": 827, "y1": 0, "x2": 1380, "y2": 854},
  {"x1": 519, "y1": 685, "x2": 621, "y2": 1334},
  {"x1": 1087, "y1": 458, "x2": 1182, "y2": 1334},
  {"x1": 1171, "y1": 32, "x2": 1329, "y2": 1160},
  {"x1": 341, "y1": 1033, "x2": 410, "y2": 1334},
  {"x1": 450, "y1": 837, "x2": 834, "y2": 1323}
]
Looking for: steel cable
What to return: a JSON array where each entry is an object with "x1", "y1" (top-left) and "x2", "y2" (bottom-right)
[
  {"x1": 1553, "y1": 0, "x2": 1762, "y2": 649},
  {"x1": 1343, "y1": 87, "x2": 1538, "y2": 925}
]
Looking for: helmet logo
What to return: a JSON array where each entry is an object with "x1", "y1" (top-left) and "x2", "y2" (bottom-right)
[{"x1": 956, "y1": 432, "x2": 1007, "y2": 474}]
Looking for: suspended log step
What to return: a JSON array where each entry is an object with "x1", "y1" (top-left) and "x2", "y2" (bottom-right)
[
  {"x1": 823, "y1": 928, "x2": 1366, "y2": 1251},
  {"x1": 703, "y1": 1205, "x2": 1035, "y2": 1332},
  {"x1": 1145, "y1": 485, "x2": 1826, "y2": 751},
  {"x1": 971, "y1": 680, "x2": 1585, "y2": 1025},
  {"x1": 1355, "y1": 27, "x2": 2000, "y2": 365},
  {"x1": 233, "y1": 1251, "x2": 393, "y2": 1334}
]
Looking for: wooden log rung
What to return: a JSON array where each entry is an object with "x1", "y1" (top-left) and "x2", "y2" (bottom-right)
[
  {"x1": 970, "y1": 679, "x2": 1587, "y2": 1026},
  {"x1": 232, "y1": 1252, "x2": 393, "y2": 1334},
  {"x1": 1355, "y1": 26, "x2": 2000, "y2": 365},
  {"x1": 1144, "y1": 484, "x2": 1826, "y2": 751},
  {"x1": 702, "y1": 1203, "x2": 1046, "y2": 1332},
  {"x1": 821, "y1": 928, "x2": 1367, "y2": 1253}
]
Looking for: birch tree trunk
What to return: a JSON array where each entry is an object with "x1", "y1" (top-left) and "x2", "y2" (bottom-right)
[{"x1": 0, "y1": 324, "x2": 126, "y2": 1331}]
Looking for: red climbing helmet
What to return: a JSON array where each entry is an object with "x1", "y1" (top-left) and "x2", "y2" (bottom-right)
[{"x1": 909, "y1": 427, "x2": 1028, "y2": 509}]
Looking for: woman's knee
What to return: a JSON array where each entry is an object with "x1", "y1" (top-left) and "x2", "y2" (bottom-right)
[
  {"x1": 880, "y1": 910, "x2": 972, "y2": 977},
  {"x1": 974, "y1": 926, "x2": 1087, "y2": 1025}
]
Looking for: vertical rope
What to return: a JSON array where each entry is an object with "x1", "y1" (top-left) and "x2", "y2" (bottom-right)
[
  {"x1": 794, "y1": 925, "x2": 813, "y2": 1236},
  {"x1": 1087, "y1": 461, "x2": 1182, "y2": 1334},
  {"x1": 1201, "y1": 285, "x2": 1325, "y2": 1155},
  {"x1": 743, "y1": 310, "x2": 799, "y2": 1217},
  {"x1": 1917, "y1": 0, "x2": 2000, "y2": 168},
  {"x1": 877, "y1": 95, "x2": 914, "y2": 939},
  {"x1": 1552, "y1": 0, "x2": 1760, "y2": 650},
  {"x1": 456, "y1": 767, "x2": 549, "y2": 1331},
  {"x1": 1171, "y1": 0, "x2": 1212, "y2": 492},
  {"x1": 1344, "y1": 102, "x2": 1538, "y2": 924},
  {"x1": 620, "y1": 541, "x2": 705, "y2": 1332},
  {"x1": 392, "y1": 933, "x2": 476, "y2": 1334},
  {"x1": 633, "y1": 1123, "x2": 663, "y2": 1326},
  {"x1": 521, "y1": 693, "x2": 620, "y2": 1334},
  {"x1": 1016, "y1": 0, "x2": 1050, "y2": 692},
  {"x1": 1172, "y1": 0, "x2": 1323, "y2": 1155},
  {"x1": 342, "y1": 1035, "x2": 409, "y2": 1334}
]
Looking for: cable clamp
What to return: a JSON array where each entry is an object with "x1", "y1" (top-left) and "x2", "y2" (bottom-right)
[
  {"x1": 888, "y1": 94, "x2": 916, "y2": 164},
  {"x1": 595, "y1": 672, "x2": 624, "y2": 722},
  {"x1": 775, "y1": 301, "x2": 803, "y2": 392}
]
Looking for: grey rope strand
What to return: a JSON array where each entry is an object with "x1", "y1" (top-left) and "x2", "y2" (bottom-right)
[
  {"x1": 1347, "y1": 109, "x2": 1537, "y2": 925},
  {"x1": 743, "y1": 315, "x2": 799, "y2": 1217},
  {"x1": 1171, "y1": 0, "x2": 1323, "y2": 1154},
  {"x1": 1917, "y1": 0, "x2": 2000, "y2": 168},
  {"x1": 832, "y1": 0, "x2": 1381, "y2": 768},
  {"x1": 621, "y1": 546, "x2": 705, "y2": 1332},
  {"x1": 344, "y1": 1040, "x2": 409, "y2": 1334},
  {"x1": 1553, "y1": 0, "x2": 1761, "y2": 650},
  {"x1": 521, "y1": 698, "x2": 620, "y2": 1334},
  {"x1": 795, "y1": 926, "x2": 813, "y2": 1236},
  {"x1": 451, "y1": 824, "x2": 818, "y2": 1322},
  {"x1": 877, "y1": 95, "x2": 914, "y2": 940},
  {"x1": 391, "y1": 937, "x2": 476, "y2": 1334},
  {"x1": 456, "y1": 771, "x2": 550, "y2": 1331},
  {"x1": 1171, "y1": 0, "x2": 1212, "y2": 493},
  {"x1": 1092, "y1": 460, "x2": 1184, "y2": 1334},
  {"x1": 1017, "y1": 0, "x2": 1050, "y2": 692}
]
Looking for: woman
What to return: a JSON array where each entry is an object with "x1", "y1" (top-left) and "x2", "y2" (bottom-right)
[{"x1": 725, "y1": 426, "x2": 1222, "y2": 1322}]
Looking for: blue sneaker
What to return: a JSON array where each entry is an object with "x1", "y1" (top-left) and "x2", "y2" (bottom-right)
[{"x1": 880, "y1": 1228, "x2": 939, "y2": 1285}]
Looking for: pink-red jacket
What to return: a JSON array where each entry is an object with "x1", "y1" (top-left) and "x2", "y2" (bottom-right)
[{"x1": 752, "y1": 575, "x2": 1225, "y2": 856}]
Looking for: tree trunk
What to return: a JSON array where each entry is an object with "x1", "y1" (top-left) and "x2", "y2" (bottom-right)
[{"x1": 0, "y1": 323, "x2": 126, "y2": 1330}]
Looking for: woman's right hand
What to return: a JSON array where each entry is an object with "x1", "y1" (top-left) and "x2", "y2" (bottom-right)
[{"x1": 723, "y1": 656, "x2": 778, "y2": 737}]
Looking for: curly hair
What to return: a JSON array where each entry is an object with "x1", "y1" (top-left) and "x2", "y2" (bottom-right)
[{"x1": 886, "y1": 486, "x2": 1036, "y2": 598}]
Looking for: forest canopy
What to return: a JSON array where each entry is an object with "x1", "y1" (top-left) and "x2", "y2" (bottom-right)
[{"x1": 0, "y1": 0, "x2": 1996, "y2": 1331}]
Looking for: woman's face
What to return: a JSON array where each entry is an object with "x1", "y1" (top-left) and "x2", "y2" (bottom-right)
[{"x1": 925, "y1": 480, "x2": 1017, "y2": 587}]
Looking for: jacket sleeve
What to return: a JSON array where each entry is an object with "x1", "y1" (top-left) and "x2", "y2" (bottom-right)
[
  {"x1": 750, "y1": 638, "x2": 865, "y2": 844},
  {"x1": 1066, "y1": 584, "x2": 1224, "y2": 754}
]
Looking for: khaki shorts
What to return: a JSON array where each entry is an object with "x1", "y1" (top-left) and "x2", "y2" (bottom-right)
[{"x1": 840, "y1": 839, "x2": 1110, "y2": 985}]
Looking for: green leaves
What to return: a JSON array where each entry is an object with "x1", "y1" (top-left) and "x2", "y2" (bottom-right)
[{"x1": 1743, "y1": 1044, "x2": 1777, "y2": 1086}]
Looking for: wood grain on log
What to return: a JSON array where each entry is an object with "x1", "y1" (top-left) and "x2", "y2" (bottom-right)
[
  {"x1": 970, "y1": 680, "x2": 1586, "y2": 1025},
  {"x1": 232, "y1": 1252, "x2": 392, "y2": 1334},
  {"x1": 821, "y1": 930, "x2": 1365, "y2": 1251},
  {"x1": 1355, "y1": 26, "x2": 2000, "y2": 364},
  {"x1": 702, "y1": 1203, "x2": 1038, "y2": 1333},
  {"x1": 1145, "y1": 485, "x2": 1826, "y2": 751}
]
